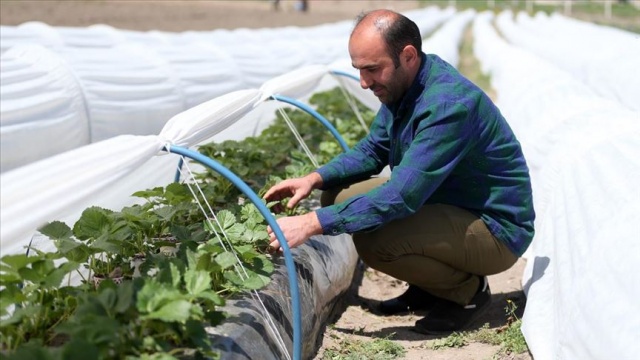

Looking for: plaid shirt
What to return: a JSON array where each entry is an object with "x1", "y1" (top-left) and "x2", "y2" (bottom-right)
[{"x1": 315, "y1": 53, "x2": 535, "y2": 257}]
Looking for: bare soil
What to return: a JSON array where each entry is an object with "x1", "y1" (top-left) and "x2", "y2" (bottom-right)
[{"x1": 0, "y1": 1, "x2": 533, "y2": 359}]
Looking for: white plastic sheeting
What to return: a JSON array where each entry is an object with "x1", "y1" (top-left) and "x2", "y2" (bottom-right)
[
  {"x1": 423, "y1": 8, "x2": 476, "y2": 67},
  {"x1": 496, "y1": 11, "x2": 640, "y2": 112},
  {"x1": 474, "y1": 12, "x2": 640, "y2": 360},
  {"x1": 0, "y1": 45, "x2": 89, "y2": 172},
  {"x1": 0, "y1": 74, "x2": 307, "y2": 254},
  {"x1": 0, "y1": 7, "x2": 454, "y2": 173}
]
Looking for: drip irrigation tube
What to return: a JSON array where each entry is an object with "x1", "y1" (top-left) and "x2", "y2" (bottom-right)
[
  {"x1": 270, "y1": 94, "x2": 350, "y2": 152},
  {"x1": 164, "y1": 145, "x2": 302, "y2": 360}
]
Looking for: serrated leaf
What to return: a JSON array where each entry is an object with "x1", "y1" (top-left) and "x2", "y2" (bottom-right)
[
  {"x1": 73, "y1": 207, "x2": 112, "y2": 240},
  {"x1": 90, "y1": 235, "x2": 121, "y2": 254},
  {"x1": 144, "y1": 299, "x2": 192, "y2": 323},
  {"x1": 114, "y1": 281, "x2": 134, "y2": 314},
  {"x1": 222, "y1": 271, "x2": 244, "y2": 288},
  {"x1": 241, "y1": 274, "x2": 270, "y2": 290},
  {"x1": 38, "y1": 221, "x2": 72, "y2": 239},
  {"x1": 216, "y1": 210, "x2": 236, "y2": 230},
  {"x1": 98, "y1": 287, "x2": 117, "y2": 310},
  {"x1": 0, "y1": 304, "x2": 40, "y2": 327},
  {"x1": 225, "y1": 223, "x2": 245, "y2": 240},
  {"x1": 214, "y1": 252, "x2": 237, "y2": 270},
  {"x1": 170, "y1": 262, "x2": 181, "y2": 288},
  {"x1": 184, "y1": 269, "x2": 211, "y2": 295},
  {"x1": 170, "y1": 224, "x2": 191, "y2": 241},
  {"x1": 186, "y1": 248, "x2": 199, "y2": 270},
  {"x1": 195, "y1": 290, "x2": 224, "y2": 306},
  {"x1": 61, "y1": 338, "x2": 100, "y2": 360},
  {"x1": 154, "y1": 206, "x2": 176, "y2": 221},
  {"x1": 132, "y1": 187, "x2": 164, "y2": 199},
  {"x1": 41, "y1": 261, "x2": 79, "y2": 288},
  {"x1": 0, "y1": 286, "x2": 25, "y2": 315},
  {"x1": 165, "y1": 182, "x2": 191, "y2": 203},
  {"x1": 1, "y1": 254, "x2": 41, "y2": 271}
]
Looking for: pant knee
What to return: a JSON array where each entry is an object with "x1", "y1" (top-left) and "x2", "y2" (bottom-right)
[{"x1": 353, "y1": 233, "x2": 389, "y2": 269}]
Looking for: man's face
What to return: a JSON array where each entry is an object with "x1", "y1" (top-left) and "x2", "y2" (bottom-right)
[{"x1": 349, "y1": 28, "x2": 410, "y2": 105}]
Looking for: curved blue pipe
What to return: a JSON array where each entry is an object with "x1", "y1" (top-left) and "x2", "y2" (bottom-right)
[
  {"x1": 270, "y1": 94, "x2": 349, "y2": 153},
  {"x1": 165, "y1": 145, "x2": 302, "y2": 360},
  {"x1": 174, "y1": 157, "x2": 184, "y2": 182},
  {"x1": 329, "y1": 69, "x2": 360, "y2": 83}
]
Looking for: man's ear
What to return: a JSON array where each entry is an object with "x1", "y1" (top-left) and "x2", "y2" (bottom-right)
[{"x1": 402, "y1": 45, "x2": 418, "y2": 65}]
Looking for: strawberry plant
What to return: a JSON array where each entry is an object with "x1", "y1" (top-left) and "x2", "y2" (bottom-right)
[{"x1": 0, "y1": 86, "x2": 373, "y2": 358}]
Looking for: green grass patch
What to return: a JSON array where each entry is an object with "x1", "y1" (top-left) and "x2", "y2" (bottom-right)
[
  {"x1": 430, "y1": 331, "x2": 467, "y2": 349},
  {"x1": 322, "y1": 334, "x2": 406, "y2": 360},
  {"x1": 429, "y1": 299, "x2": 529, "y2": 356}
]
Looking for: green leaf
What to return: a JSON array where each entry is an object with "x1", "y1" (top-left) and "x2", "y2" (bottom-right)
[
  {"x1": 225, "y1": 223, "x2": 245, "y2": 241},
  {"x1": 144, "y1": 299, "x2": 192, "y2": 323},
  {"x1": 90, "y1": 235, "x2": 122, "y2": 254},
  {"x1": 216, "y1": 210, "x2": 236, "y2": 230},
  {"x1": 0, "y1": 286, "x2": 25, "y2": 315},
  {"x1": 165, "y1": 182, "x2": 191, "y2": 204},
  {"x1": 38, "y1": 220, "x2": 73, "y2": 239},
  {"x1": 170, "y1": 262, "x2": 182, "y2": 288},
  {"x1": 132, "y1": 186, "x2": 164, "y2": 200},
  {"x1": 41, "y1": 261, "x2": 79, "y2": 288},
  {"x1": 4, "y1": 341, "x2": 56, "y2": 360},
  {"x1": 97, "y1": 287, "x2": 117, "y2": 311},
  {"x1": 195, "y1": 290, "x2": 224, "y2": 306},
  {"x1": 136, "y1": 280, "x2": 183, "y2": 315},
  {"x1": 60, "y1": 242, "x2": 93, "y2": 263},
  {"x1": 222, "y1": 271, "x2": 244, "y2": 289},
  {"x1": 1, "y1": 253, "x2": 41, "y2": 271},
  {"x1": 154, "y1": 206, "x2": 176, "y2": 221},
  {"x1": 170, "y1": 224, "x2": 191, "y2": 242},
  {"x1": 241, "y1": 274, "x2": 270, "y2": 290},
  {"x1": 184, "y1": 269, "x2": 211, "y2": 296},
  {"x1": 214, "y1": 252, "x2": 237, "y2": 270},
  {"x1": 186, "y1": 248, "x2": 199, "y2": 270},
  {"x1": 114, "y1": 281, "x2": 134, "y2": 314},
  {"x1": 61, "y1": 338, "x2": 100, "y2": 360},
  {"x1": 0, "y1": 304, "x2": 40, "y2": 327},
  {"x1": 73, "y1": 207, "x2": 112, "y2": 240}
]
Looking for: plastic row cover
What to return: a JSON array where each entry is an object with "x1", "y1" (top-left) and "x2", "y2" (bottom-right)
[
  {"x1": 0, "y1": 7, "x2": 455, "y2": 173},
  {"x1": 1, "y1": 62, "x2": 355, "y2": 255},
  {"x1": 473, "y1": 12, "x2": 640, "y2": 360},
  {"x1": 423, "y1": 9, "x2": 476, "y2": 67},
  {"x1": 496, "y1": 11, "x2": 640, "y2": 112},
  {"x1": 0, "y1": 46, "x2": 89, "y2": 172}
]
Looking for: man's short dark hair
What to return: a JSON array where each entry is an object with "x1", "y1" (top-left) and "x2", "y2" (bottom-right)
[{"x1": 354, "y1": 11, "x2": 422, "y2": 67}]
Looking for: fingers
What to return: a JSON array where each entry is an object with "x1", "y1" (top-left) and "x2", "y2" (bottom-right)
[
  {"x1": 268, "y1": 240, "x2": 282, "y2": 254},
  {"x1": 267, "y1": 226, "x2": 280, "y2": 252},
  {"x1": 287, "y1": 192, "x2": 304, "y2": 209}
]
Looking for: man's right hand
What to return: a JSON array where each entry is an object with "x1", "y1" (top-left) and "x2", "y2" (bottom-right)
[{"x1": 263, "y1": 172, "x2": 323, "y2": 212}]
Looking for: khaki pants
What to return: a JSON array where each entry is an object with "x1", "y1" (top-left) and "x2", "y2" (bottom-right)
[{"x1": 320, "y1": 177, "x2": 517, "y2": 305}]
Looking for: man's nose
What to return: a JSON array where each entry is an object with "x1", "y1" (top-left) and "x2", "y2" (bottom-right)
[{"x1": 359, "y1": 73, "x2": 372, "y2": 89}]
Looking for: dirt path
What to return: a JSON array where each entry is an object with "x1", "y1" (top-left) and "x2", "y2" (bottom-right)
[
  {"x1": 0, "y1": 0, "x2": 424, "y2": 30},
  {"x1": 1, "y1": 2, "x2": 532, "y2": 359}
]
